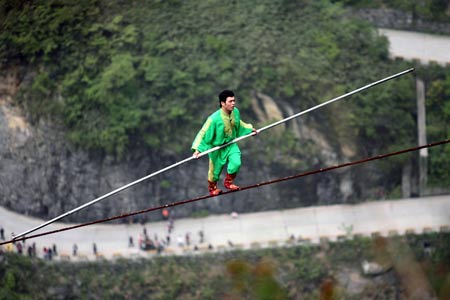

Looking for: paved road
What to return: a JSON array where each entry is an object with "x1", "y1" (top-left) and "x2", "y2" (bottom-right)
[
  {"x1": 1, "y1": 195, "x2": 449, "y2": 260},
  {"x1": 378, "y1": 28, "x2": 450, "y2": 65}
]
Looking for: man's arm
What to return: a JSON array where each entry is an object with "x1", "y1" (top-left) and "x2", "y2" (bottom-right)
[
  {"x1": 191, "y1": 117, "x2": 214, "y2": 156},
  {"x1": 238, "y1": 119, "x2": 255, "y2": 137}
]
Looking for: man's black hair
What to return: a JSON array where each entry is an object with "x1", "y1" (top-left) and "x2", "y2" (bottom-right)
[{"x1": 218, "y1": 90, "x2": 234, "y2": 107}]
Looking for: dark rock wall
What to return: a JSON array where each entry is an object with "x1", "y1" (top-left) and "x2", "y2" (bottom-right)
[
  {"x1": 0, "y1": 74, "x2": 374, "y2": 223},
  {"x1": 352, "y1": 8, "x2": 450, "y2": 34}
]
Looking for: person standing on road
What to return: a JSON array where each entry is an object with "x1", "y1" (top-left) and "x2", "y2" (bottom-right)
[
  {"x1": 185, "y1": 232, "x2": 190, "y2": 246},
  {"x1": 198, "y1": 230, "x2": 204, "y2": 244},
  {"x1": 192, "y1": 90, "x2": 257, "y2": 196}
]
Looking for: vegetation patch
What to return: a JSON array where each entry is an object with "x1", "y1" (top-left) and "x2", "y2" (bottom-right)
[{"x1": 0, "y1": 233, "x2": 449, "y2": 299}]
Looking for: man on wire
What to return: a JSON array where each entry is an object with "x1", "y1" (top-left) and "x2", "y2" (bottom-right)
[{"x1": 192, "y1": 90, "x2": 257, "y2": 196}]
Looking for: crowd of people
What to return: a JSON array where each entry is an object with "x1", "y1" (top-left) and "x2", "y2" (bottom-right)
[
  {"x1": 0, "y1": 226, "x2": 58, "y2": 260},
  {"x1": 136, "y1": 211, "x2": 210, "y2": 254},
  {"x1": 133, "y1": 210, "x2": 218, "y2": 254},
  {"x1": 0, "y1": 209, "x2": 215, "y2": 260}
]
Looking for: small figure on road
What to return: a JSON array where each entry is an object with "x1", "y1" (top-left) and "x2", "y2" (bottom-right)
[
  {"x1": 185, "y1": 232, "x2": 190, "y2": 246},
  {"x1": 198, "y1": 230, "x2": 204, "y2": 244},
  {"x1": 166, "y1": 235, "x2": 171, "y2": 245}
]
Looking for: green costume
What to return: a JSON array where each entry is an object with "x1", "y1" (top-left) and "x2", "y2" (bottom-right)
[{"x1": 192, "y1": 107, "x2": 254, "y2": 182}]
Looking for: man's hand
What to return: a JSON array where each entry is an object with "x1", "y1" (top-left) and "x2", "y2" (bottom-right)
[
  {"x1": 252, "y1": 128, "x2": 258, "y2": 135},
  {"x1": 193, "y1": 150, "x2": 200, "y2": 159}
]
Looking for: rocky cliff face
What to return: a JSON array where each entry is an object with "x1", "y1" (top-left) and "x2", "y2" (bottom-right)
[
  {"x1": 352, "y1": 8, "x2": 450, "y2": 34},
  {"x1": 0, "y1": 72, "x2": 373, "y2": 223}
]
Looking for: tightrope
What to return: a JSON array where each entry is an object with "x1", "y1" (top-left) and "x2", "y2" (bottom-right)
[
  {"x1": 1, "y1": 138, "x2": 448, "y2": 246},
  {"x1": 12, "y1": 68, "x2": 415, "y2": 239}
]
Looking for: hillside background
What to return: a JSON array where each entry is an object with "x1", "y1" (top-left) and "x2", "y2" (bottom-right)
[
  {"x1": 1, "y1": 1, "x2": 450, "y2": 300},
  {"x1": 0, "y1": 0, "x2": 449, "y2": 223}
]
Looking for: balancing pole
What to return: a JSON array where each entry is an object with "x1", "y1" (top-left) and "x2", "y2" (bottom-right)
[{"x1": 13, "y1": 68, "x2": 414, "y2": 239}]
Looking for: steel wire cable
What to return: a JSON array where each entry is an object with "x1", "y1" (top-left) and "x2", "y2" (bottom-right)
[{"x1": 1, "y1": 138, "x2": 449, "y2": 246}]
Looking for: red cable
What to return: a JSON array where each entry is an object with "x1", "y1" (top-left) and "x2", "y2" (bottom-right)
[{"x1": 1, "y1": 139, "x2": 449, "y2": 246}]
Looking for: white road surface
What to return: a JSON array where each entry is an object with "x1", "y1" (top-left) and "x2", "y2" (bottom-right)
[
  {"x1": 378, "y1": 28, "x2": 450, "y2": 65},
  {"x1": 1, "y1": 196, "x2": 449, "y2": 260}
]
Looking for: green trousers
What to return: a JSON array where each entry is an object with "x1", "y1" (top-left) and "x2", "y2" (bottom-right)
[{"x1": 208, "y1": 143, "x2": 241, "y2": 182}]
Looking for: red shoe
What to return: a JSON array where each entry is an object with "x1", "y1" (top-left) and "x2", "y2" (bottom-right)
[
  {"x1": 224, "y1": 173, "x2": 240, "y2": 190},
  {"x1": 208, "y1": 181, "x2": 222, "y2": 196}
]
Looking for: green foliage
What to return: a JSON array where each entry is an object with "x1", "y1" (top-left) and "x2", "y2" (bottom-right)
[
  {"x1": 0, "y1": 254, "x2": 35, "y2": 300},
  {"x1": 1, "y1": 0, "x2": 449, "y2": 187},
  {"x1": 293, "y1": 247, "x2": 326, "y2": 282},
  {"x1": 346, "y1": 62, "x2": 419, "y2": 192},
  {"x1": 0, "y1": 271, "x2": 18, "y2": 300},
  {"x1": 0, "y1": 0, "x2": 392, "y2": 156},
  {"x1": 0, "y1": 233, "x2": 449, "y2": 299},
  {"x1": 226, "y1": 259, "x2": 288, "y2": 300},
  {"x1": 426, "y1": 69, "x2": 450, "y2": 186},
  {"x1": 1, "y1": 233, "x2": 449, "y2": 299},
  {"x1": 327, "y1": 236, "x2": 373, "y2": 263}
]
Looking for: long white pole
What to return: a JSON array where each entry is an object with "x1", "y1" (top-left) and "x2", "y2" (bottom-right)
[{"x1": 14, "y1": 68, "x2": 414, "y2": 239}]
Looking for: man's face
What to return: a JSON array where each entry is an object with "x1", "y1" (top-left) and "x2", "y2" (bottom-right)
[{"x1": 222, "y1": 96, "x2": 235, "y2": 113}]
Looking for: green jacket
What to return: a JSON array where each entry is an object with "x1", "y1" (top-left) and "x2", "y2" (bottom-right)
[{"x1": 192, "y1": 107, "x2": 253, "y2": 153}]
